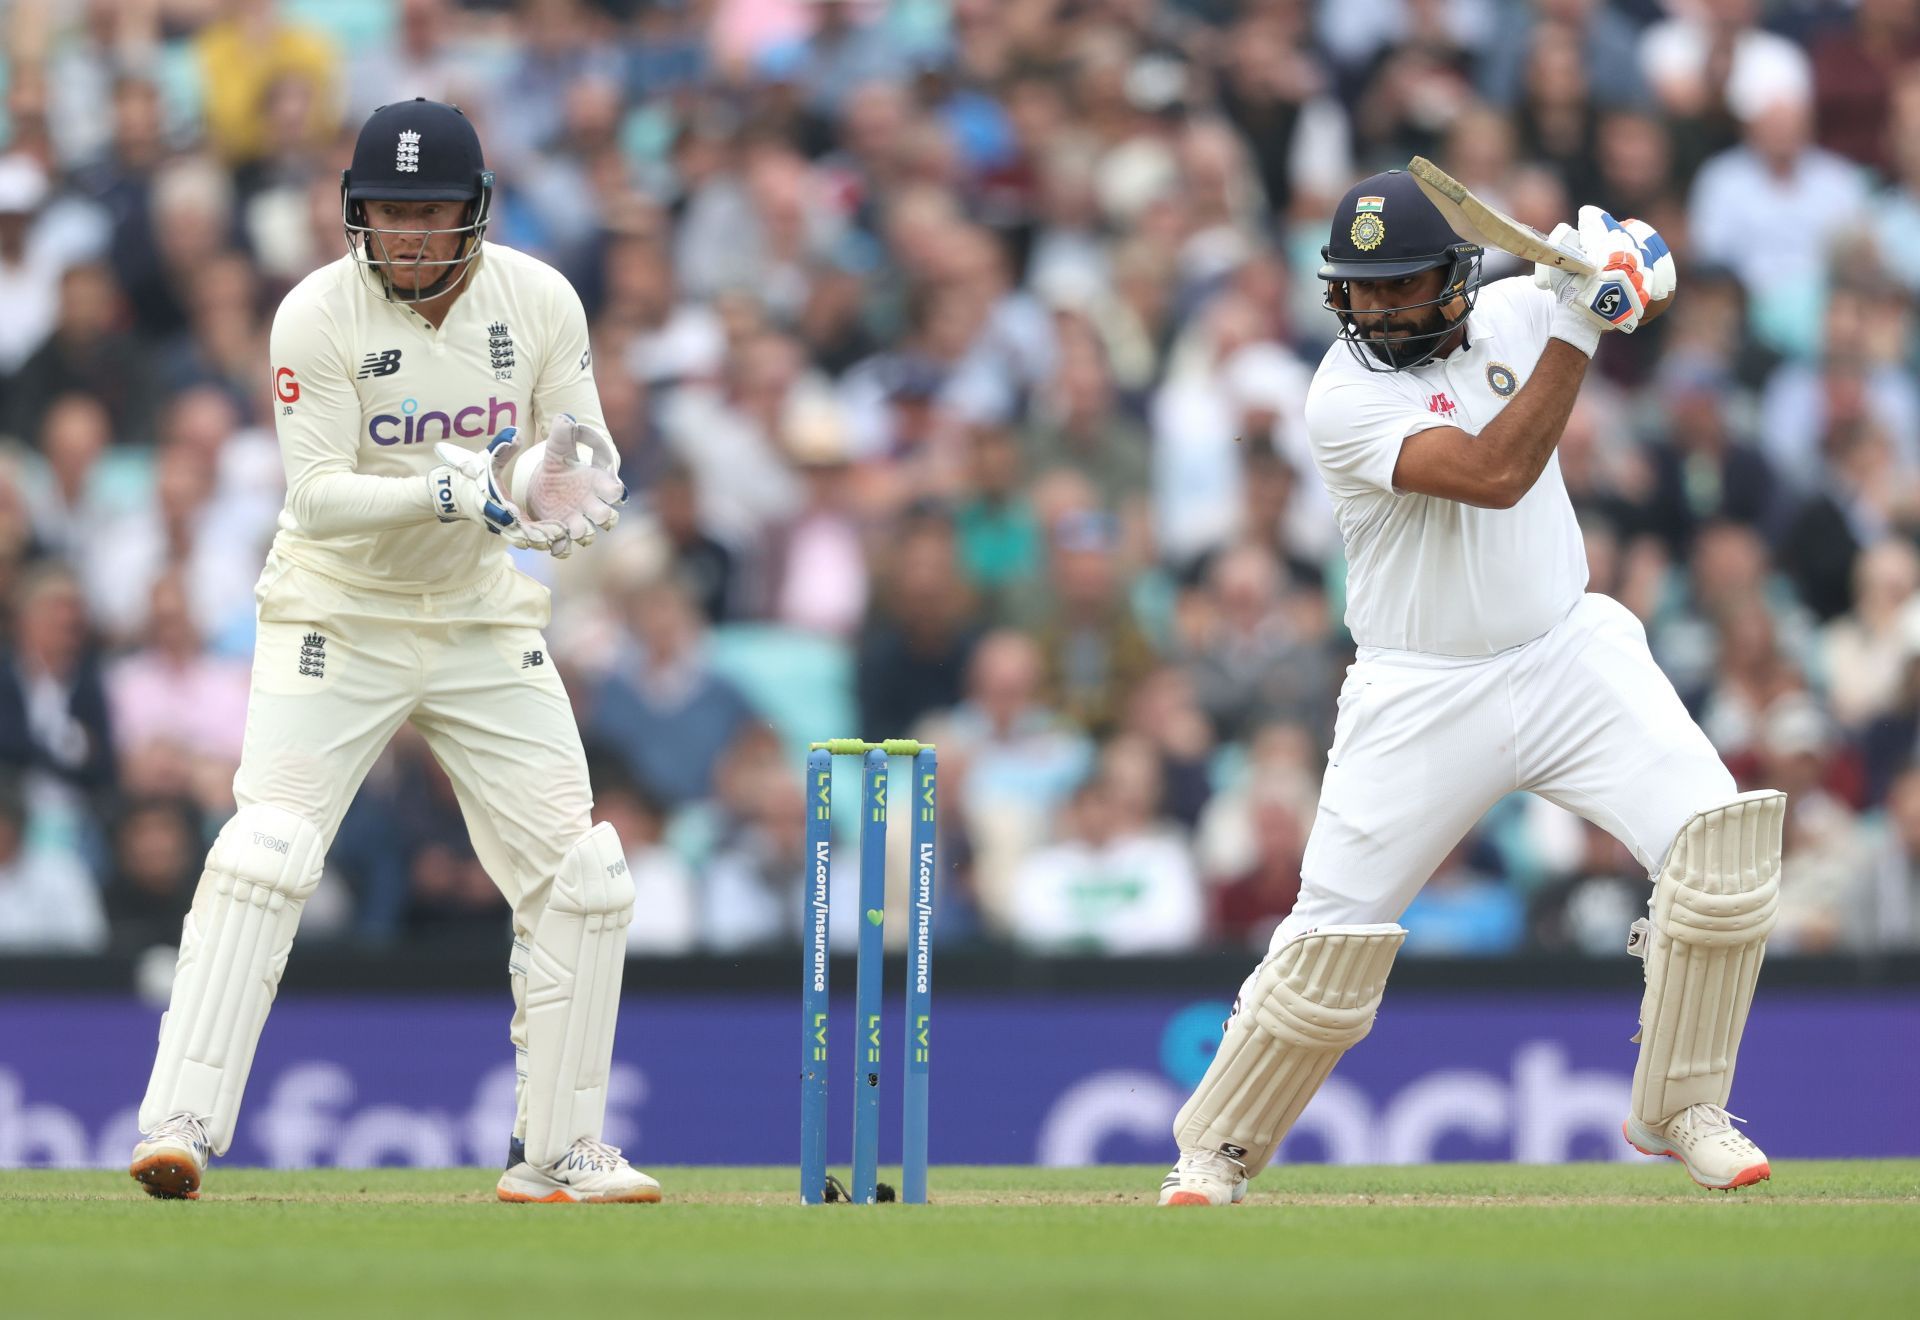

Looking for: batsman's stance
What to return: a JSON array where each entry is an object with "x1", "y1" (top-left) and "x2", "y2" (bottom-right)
[
  {"x1": 130, "y1": 100, "x2": 648, "y2": 1203},
  {"x1": 1160, "y1": 170, "x2": 1782, "y2": 1205}
]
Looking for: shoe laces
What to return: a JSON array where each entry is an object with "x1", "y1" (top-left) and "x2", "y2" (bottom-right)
[
  {"x1": 1671, "y1": 1104, "x2": 1747, "y2": 1142},
  {"x1": 557, "y1": 1137, "x2": 626, "y2": 1173},
  {"x1": 1179, "y1": 1147, "x2": 1248, "y2": 1184},
  {"x1": 147, "y1": 1113, "x2": 208, "y2": 1150}
]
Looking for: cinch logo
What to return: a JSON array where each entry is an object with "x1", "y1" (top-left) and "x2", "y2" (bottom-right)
[{"x1": 369, "y1": 396, "x2": 517, "y2": 445}]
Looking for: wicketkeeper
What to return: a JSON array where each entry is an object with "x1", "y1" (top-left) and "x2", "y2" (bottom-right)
[
  {"x1": 1160, "y1": 169, "x2": 1782, "y2": 1205},
  {"x1": 130, "y1": 100, "x2": 651, "y2": 1203}
]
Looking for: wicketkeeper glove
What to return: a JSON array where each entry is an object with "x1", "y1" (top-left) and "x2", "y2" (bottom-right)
[
  {"x1": 500, "y1": 414, "x2": 629, "y2": 560},
  {"x1": 428, "y1": 433, "x2": 555, "y2": 552}
]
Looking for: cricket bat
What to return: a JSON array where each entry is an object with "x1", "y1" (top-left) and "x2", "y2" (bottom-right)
[{"x1": 1406, "y1": 157, "x2": 1594, "y2": 277}]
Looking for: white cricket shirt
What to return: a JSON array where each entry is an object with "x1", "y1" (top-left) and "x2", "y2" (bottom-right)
[
  {"x1": 1303, "y1": 276, "x2": 1587, "y2": 657},
  {"x1": 265, "y1": 242, "x2": 604, "y2": 593}
]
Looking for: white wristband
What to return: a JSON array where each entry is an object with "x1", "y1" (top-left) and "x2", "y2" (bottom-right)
[{"x1": 1549, "y1": 303, "x2": 1602, "y2": 357}]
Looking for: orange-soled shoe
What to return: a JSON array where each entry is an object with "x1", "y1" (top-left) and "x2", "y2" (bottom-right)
[
  {"x1": 1157, "y1": 1148, "x2": 1250, "y2": 1206},
  {"x1": 131, "y1": 1113, "x2": 210, "y2": 1200},
  {"x1": 1624, "y1": 1106, "x2": 1771, "y2": 1191},
  {"x1": 497, "y1": 1138, "x2": 662, "y2": 1204}
]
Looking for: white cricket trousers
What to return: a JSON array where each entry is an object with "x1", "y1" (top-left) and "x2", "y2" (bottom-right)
[
  {"x1": 1271, "y1": 592, "x2": 1736, "y2": 953},
  {"x1": 238, "y1": 554, "x2": 592, "y2": 929}
]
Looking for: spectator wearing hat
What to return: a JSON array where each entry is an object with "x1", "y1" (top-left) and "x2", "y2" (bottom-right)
[{"x1": 764, "y1": 390, "x2": 868, "y2": 637}]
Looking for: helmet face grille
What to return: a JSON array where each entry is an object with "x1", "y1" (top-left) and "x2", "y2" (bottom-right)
[
  {"x1": 1321, "y1": 247, "x2": 1484, "y2": 373},
  {"x1": 340, "y1": 176, "x2": 493, "y2": 304}
]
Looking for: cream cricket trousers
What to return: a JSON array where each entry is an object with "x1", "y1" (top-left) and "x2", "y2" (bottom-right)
[
  {"x1": 1272, "y1": 592, "x2": 1737, "y2": 953},
  {"x1": 238, "y1": 554, "x2": 593, "y2": 921}
]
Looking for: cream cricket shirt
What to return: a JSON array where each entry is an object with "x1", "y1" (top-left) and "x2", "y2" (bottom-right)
[
  {"x1": 1303, "y1": 276, "x2": 1588, "y2": 657},
  {"x1": 266, "y1": 242, "x2": 604, "y2": 595}
]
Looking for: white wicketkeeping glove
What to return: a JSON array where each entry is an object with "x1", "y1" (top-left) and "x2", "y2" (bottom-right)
[
  {"x1": 1533, "y1": 206, "x2": 1675, "y2": 353},
  {"x1": 428, "y1": 432, "x2": 554, "y2": 552},
  {"x1": 502, "y1": 414, "x2": 628, "y2": 559}
]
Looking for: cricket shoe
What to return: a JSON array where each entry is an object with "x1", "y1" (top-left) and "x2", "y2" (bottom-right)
[
  {"x1": 130, "y1": 1113, "x2": 210, "y2": 1200},
  {"x1": 497, "y1": 1137, "x2": 662, "y2": 1203},
  {"x1": 1158, "y1": 1148, "x2": 1250, "y2": 1206},
  {"x1": 1623, "y1": 1104, "x2": 1770, "y2": 1191}
]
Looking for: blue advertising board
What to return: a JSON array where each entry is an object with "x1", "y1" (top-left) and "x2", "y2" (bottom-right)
[{"x1": 2, "y1": 991, "x2": 1913, "y2": 1168}]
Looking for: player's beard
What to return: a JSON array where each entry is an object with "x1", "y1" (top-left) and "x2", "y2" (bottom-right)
[{"x1": 1360, "y1": 307, "x2": 1453, "y2": 369}]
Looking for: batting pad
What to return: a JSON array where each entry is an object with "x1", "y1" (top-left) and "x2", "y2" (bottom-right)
[
  {"x1": 1632, "y1": 791, "x2": 1784, "y2": 1126},
  {"x1": 522, "y1": 821, "x2": 634, "y2": 1166},
  {"x1": 1174, "y1": 924, "x2": 1406, "y2": 1174},
  {"x1": 139, "y1": 804, "x2": 324, "y2": 1154}
]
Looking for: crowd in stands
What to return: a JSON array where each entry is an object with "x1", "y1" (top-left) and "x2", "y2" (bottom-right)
[{"x1": 4, "y1": 0, "x2": 1920, "y2": 960}]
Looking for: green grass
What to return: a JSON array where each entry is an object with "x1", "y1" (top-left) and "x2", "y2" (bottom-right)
[{"x1": 3, "y1": 1163, "x2": 1917, "y2": 1319}]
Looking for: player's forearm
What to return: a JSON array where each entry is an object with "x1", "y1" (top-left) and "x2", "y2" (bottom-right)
[
  {"x1": 285, "y1": 469, "x2": 439, "y2": 538},
  {"x1": 1472, "y1": 338, "x2": 1589, "y2": 506}
]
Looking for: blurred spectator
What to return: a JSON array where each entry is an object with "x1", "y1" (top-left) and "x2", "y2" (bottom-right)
[
  {"x1": 1399, "y1": 836, "x2": 1526, "y2": 955},
  {"x1": 0, "y1": 772, "x2": 104, "y2": 951},
  {"x1": 194, "y1": 0, "x2": 339, "y2": 170},
  {"x1": 1862, "y1": 767, "x2": 1920, "y2": 949},
  {"x1": 1016, "y1": 508, "x2": 1157, "y2": 737},
  {"x1": 1809, "y1": 0, "x2": 1920, "y2": 175},
  {"x1": 952, "y1": 422, "x2": 1041, "y2": 612},
  {"x1": 1208, "y1": 777, "x2": 1310, "y2": 951},
  {"x1": 763, "y1": 391, "x2": 868, "y2": 637},
  {"x1": 395, "y1": 735, "x2": 499, "y2": 943},
  {"x1": 1822, "y1": 541, "x2": 1920, "y2": 732},
  {"x1": 1005, "y1": 735, "x2": 1204, "y2": 955},
  {"x1": 1479, "y1": 0, "x2": 1646, "y2": 112},
  {"x1": 924, "y1": 629, "x2": 1094, "y2": 930},
  {"x1": 1757, "y1": 282, "x2": 1920, "y2": 497},
  {"x1": 648, "y1": 459, "x2": 739, "y2": 626},
  {"x1": 100, "y1": 795, "x2": 202, "y2": 952},
  {"x1": 856, "y1": 505, "x2": 982, "y2": 739},
  {"x1": 1179, "y1": 541, "x2": 1337, "y2": 746},
  {"x1": 0, "y1": 564, "x2": 116, "y2": 827},
  {"x1": 7, "y1": 261, "x2": 158, "y2": 446},
  {"x1": 590, "y1": 756, "x2": 697, "y2": 956},
  {"x1": 0, "y1": 154, "x2": 63, "y2": 375},
  {"x1": 1640, "y1": 357, "x2": 1781, "y2": 558},
  {"x1": 592, "y1": 577, "x2": 758, "y2": 810},
  {"x1": 1687, "y1": 62, "x2": 1868, "y2": 359},
  {"x1": 700, "y1": 728, "x2": 805, "y2": 952},
  {"x1": 107, "y1": 571, "x2": 250, "y2": 815}
]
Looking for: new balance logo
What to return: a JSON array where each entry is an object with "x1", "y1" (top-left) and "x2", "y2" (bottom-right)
[
  {"x1": 396, "y1": 129, "x2": 421, "y2": 173},
  {"x1": 521, "y1": 650, "x2": 544, "y2": 668},
  {"x1": 357, "y1": 349, "x2": 402, "y2": 378},
  {"x1": 298, "y1": 632, "x2": 327, "y2": 678}
]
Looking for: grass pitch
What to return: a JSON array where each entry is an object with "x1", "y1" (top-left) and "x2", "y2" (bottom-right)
[{"x1": 3, "y1": 1163, "x2": 1916, "y2": 1319}]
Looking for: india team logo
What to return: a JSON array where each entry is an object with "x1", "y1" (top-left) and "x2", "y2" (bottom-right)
[
  {"x1": 1486, "y1": 362, "x2": 1518, "y2": 397},
  {"x1": 1350, "y1": 212, "x2": 1385, "y2": 251}
]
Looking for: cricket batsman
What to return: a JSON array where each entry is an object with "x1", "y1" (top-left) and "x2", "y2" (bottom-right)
[
  {"x1": 1159, "y1": 169, "x2": 1782, "y2": 1205},
  {"x1": 129, "y1": 100, "x2": 650, "y2": 1203}
]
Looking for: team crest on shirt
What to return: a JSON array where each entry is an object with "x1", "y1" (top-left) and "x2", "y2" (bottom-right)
[
  {"x1": 1486, "y1": 362, "x2": 1518, "y2": 398},
  {"x1": 487, "y1": 321, "x2": 515, "y2": 380},
  {"x1": 1350, "y1": 212, "x2": 1385, "y2": 251}
]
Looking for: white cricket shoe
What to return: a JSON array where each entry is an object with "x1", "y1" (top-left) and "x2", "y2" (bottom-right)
[
  {"x1": 1623, "y1": 1104, "x2": 1771, "y2": 1190},
  {"x1": 130, "y1": 1113, "x2": 210, "y2": 1200},
  {"x1": 497, "y1": 1137, "x2": 662, "y2": 1204},
  {"x1": 1157, "y1": 1148, "x2": 1250, "y2": 1206}
]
